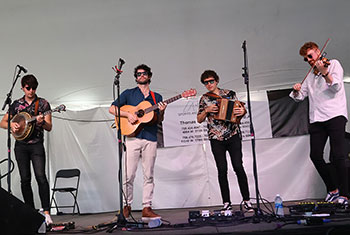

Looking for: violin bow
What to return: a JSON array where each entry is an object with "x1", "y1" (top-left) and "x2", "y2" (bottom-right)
[{"x1": 300, "y1": 38, "x2": 331, "y2": 85}]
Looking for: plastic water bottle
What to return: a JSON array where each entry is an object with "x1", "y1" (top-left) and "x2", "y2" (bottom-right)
[
  {"x1": 274, "y1": 194, "x2": 284, "y2": 217},
  {"x1": 38, "y1": 209, "x2": 46, "y2": 234},
  {"x1": 148, "y1": 218, "x2": 162, "y2": 228}
]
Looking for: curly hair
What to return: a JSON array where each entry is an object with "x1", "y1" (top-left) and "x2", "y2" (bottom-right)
[
  {"x1": 200, "y1": 70, "x2": 219, "y2": 84},
  {"x1": 134, "y1": 64, "x2": 153, "y2": 78}
]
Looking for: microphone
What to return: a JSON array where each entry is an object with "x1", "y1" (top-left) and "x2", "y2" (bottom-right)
[
  {"x1": 17, "y1": 65, "x2": 27, "y2": 73},
  {"x1": 114, "y1": 58, "x2": 125, "y2": 85},
  {"x1": 119, "y1": 58, "x2": 125, "y2": 70}
]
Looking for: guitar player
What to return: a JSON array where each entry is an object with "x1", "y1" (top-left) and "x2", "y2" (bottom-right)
[
  {"x1": 109, "y1": 64, "x2": 167, "y2": 222},
  {"x1": 196, "y1": 70, "x2": 253, "y2": 212},
  {"x1": 0, "y1": 74, "x2": 53, "y2": 225}
]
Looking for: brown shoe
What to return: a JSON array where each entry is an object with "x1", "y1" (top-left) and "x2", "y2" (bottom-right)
[
  {"x1": 123, "y1": 205, "x2": 131, "y2": 218},
  {"x1": 142, "y1": 207, "x2": 161, "y2": 222}
]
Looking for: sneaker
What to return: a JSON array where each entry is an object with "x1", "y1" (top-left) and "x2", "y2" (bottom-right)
[
  {"x1": 221, "y1": 202, "x2": 232, "y2": 211},
  {"x1": 337, "y1": 196, "x2": 349, "y2": 205},
  {"x1": 45, "y1": 213, "x2": 53, "y2": 225},
  {"x1": 123, "y1": 205, "x2": 131, "y2": 218},
  {"x1": 243, "y1": 200, "x2": 254, "y2": 212},
  {"x1": 142, "y1": 207, "x2": 161, "y2": 222},
  {"x1": 325, "y1": 191, "x2": 339, "y2": 202}
]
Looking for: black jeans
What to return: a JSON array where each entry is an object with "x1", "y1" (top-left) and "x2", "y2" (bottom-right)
[
  {"x1": 14, "y1": 141, "x2": 50, "y2": 211},
  {"x1": 309, "y1": 115, "x2": 348, "y2": 198},
  {"x1": 210, "y1": 134, "x2": 250, "y2": 203}
]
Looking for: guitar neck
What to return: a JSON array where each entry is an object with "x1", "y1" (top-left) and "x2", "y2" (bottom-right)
[{"x1": 144, "y1": 94, "x2": 182, "y2": 113}]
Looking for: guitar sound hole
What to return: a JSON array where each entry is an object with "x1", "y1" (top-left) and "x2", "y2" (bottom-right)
[{"x1": 136, "y1": 110, "x2": 144, "y2": 118}]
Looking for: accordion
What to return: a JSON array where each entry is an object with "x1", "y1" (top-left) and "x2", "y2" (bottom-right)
[{"x1": 214, "y1": 99, "x2": 246, "y2": 124}]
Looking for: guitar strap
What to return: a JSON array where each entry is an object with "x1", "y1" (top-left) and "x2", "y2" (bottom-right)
[
  {"x1": 34, "y1": 100, "x2": 39, "y2": 115},
  {"x1": 150, "y1": 91, "x2": 157, "y2": 105},
  {"x1": 205, "y1": 92, "x2": 222, "y2": 99},
  {"x1": 150, "y1": 91, "x2": 159, "y2": 123}
]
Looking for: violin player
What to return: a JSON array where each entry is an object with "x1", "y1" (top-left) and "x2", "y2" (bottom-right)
[{"x1": 290, "y1": 41, "x2": 348, "y2": 205}]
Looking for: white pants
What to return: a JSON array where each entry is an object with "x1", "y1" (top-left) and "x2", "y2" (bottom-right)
[{"x1": 124, "y1": 137, "x2": 157, "y2": 207}]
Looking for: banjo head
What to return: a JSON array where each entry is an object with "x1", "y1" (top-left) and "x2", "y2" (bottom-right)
[{"x1": 11, "y1": 112, "x2": 33, "y2": 140}]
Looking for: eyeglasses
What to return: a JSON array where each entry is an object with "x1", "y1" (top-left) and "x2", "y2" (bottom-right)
[
  {"x1": 24, "y1": 86, "x2": 37, "y2": 91},
  {"x1": 136, "y1": 72, "x2": 148, "y2": 77},
  {"x1": 203, "y1": 80, "x2": 215, "y2": 85},
  {"x1": 303, "y1": 54, "x2": 313, "y2": 62}
]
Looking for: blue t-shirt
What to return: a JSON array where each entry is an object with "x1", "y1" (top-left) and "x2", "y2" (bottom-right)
[{"x1": 111, "y1": 87, "x2": 163, "y2": 142}]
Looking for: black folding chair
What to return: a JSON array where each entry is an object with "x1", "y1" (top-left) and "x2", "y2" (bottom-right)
[{"x1": 50, "y1": 168, "x2": 81, "y2": 215}]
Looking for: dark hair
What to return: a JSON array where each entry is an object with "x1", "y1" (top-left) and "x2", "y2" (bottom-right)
[
  {"x1": 299, "y1": 42, "x2": 319, "y2": 57},
  {"x1": 200, "y1": 70, "x2": 219, "y2": 84},
  {"x1": 134, "y1": 64, "x2": 153, "y2": 78},
  {"x1": 21, "y1": 74, "x2": 38, "y2": 89}
]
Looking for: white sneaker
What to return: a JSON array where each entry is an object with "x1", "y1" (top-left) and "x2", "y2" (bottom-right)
[
  {"x1": 221, "y1": 202, "x2": 232, "y2": 211},
  {"x1": 325, "y1": 191, "x2": 339, "y2": 202},
  {"x1": 337, "y1": 196, "x2": 349, "y2": 205},
  {"x1": 45, "y1": 213, "x2": 53, "y2": 225},
  {"x1": 243, "y1": 200, "x2": 254, "y2": 212}
]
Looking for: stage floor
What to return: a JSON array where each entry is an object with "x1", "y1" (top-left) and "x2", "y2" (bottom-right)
[{"x1": 49, "y1": 200, "x2": 350, "y2": 234}]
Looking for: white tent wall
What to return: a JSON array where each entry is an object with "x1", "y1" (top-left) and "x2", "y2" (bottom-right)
[{"x1": 1, "y1": 0, "x2": 350, "y2": 213}]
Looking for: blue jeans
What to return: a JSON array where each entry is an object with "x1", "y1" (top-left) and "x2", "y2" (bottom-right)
[{"x1": 14, "y1": 141, "x2": 50, "y2": 211}]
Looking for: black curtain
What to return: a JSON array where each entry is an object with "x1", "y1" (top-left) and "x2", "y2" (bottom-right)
[{"x1": 267, "y1": 88, "x2": 309, "y2": 138}]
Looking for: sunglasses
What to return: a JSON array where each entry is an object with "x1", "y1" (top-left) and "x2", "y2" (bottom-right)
[
  {"x1": 24, "y1": 86, "x2": 37, "y2": 91},
  {"x1": 136, "y1": 72, "x2": 148, "y2": 77},
  {"x1": 303, "y1": 54, "x2": 313, "y2": 62},
  {"x1": 203, "y1": 80, "x2": 215, "y2": 85}
]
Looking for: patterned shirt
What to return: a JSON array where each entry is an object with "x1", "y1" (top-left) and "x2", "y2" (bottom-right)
[
  {"x1": 9, "y1": 95, "x2": 51, "y2": 144},
  {"x1": 197, "y1": 88, "x2": 239, "y2": 141}
]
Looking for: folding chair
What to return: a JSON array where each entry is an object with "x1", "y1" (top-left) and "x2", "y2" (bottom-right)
[{"x1": 50, "y1": 168, "x2": 81, "y2": 215}]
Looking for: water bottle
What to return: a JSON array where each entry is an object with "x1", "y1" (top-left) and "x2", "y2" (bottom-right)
[
  {"x1": 38, "y1": 209, "x2": 46, "y2": 234},
  {"x1": 274, "y1": 194, "x2": 284, "y2": 217},
  {"x1": 148, "y1": 218, "x2": 162, "y2": 228}
]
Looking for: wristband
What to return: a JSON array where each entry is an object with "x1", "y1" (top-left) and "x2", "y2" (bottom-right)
[{"x1": 322, "y1": 72, "x2": 329, "y2": 78}]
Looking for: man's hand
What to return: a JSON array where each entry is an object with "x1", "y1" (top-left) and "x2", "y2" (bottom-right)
[
  {"x1": 205, "y1": 104, "x2": 219, "y2": 114},
  {"x1": 233, "y1": 106, "x2": 245, "y2": 116},
  {"x1": 36, "y1": 113, "x2": 45, "y2": 125},
  {"x1": 158, "y1": 102, "x2": 167, "y2": 112},
  {"x1": 127, "y1": 112, "x2": 138, "y2": 124},
  {"x1": 10, "y1": 122, "x2": 20, "y2": 133}
]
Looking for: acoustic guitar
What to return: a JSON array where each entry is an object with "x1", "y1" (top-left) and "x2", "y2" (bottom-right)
[
  {"x1": 115, "y1": 89, "x2": 197, "y2": 136},
  {"x1": 11, "y1": 104, "x2": 66, "y2": 141}
]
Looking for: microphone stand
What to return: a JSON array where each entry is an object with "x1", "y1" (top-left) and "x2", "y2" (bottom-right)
[
  {"x1": 1, "y1": 66, "x2": 24, "y2": 193},
  {"x1": 108, "y1": 59, "x2": 127, "y2": 232},
  {"x1": 241, "y1": 41, "x2": 263, "y2": 219}
]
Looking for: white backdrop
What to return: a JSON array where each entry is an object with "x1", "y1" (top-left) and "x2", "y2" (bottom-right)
[
  {"x1": 0, "y1": 98, "x2": 329, "y2": 214},
  {"x1": 0, "y1": 0, "x2": 350, "y2": 214}
]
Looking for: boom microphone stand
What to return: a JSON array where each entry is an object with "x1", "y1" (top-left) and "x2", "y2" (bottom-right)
[
  {"x1": 1, "y1": 65, "x2": 27, "y2": 193},
  {"x1": 241, "y1": 41, "x2": 263, "y2": 218}
]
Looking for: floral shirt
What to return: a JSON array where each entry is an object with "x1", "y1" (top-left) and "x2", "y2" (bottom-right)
[
  {"x1": 197, "y1": 88, "x2": 239, "y2": 141},
  {"x1": 9, "y1": 95, "x2": 51, "y2": 144}
]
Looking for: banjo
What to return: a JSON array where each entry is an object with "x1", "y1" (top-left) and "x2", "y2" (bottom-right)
[{"x1": 11, "y1": 104, "x2": 66, "y2": 141}]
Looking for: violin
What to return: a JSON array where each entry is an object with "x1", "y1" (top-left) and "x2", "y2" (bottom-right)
[
  {"x1": 301, "y1": 38, "x2": 331, "y2": 84},
  {"x1": 313, "y1": 52, "x2": 331, "y2": 75}
]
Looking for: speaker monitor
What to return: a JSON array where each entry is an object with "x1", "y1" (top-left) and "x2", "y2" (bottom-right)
[{"x1": 0, "y1": 187, "x2": 44, "y2": 235}]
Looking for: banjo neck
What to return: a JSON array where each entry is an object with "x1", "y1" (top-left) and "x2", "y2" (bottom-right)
[{"x1": 27, "y1": 109, "x2": 53, "y2": 123}]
